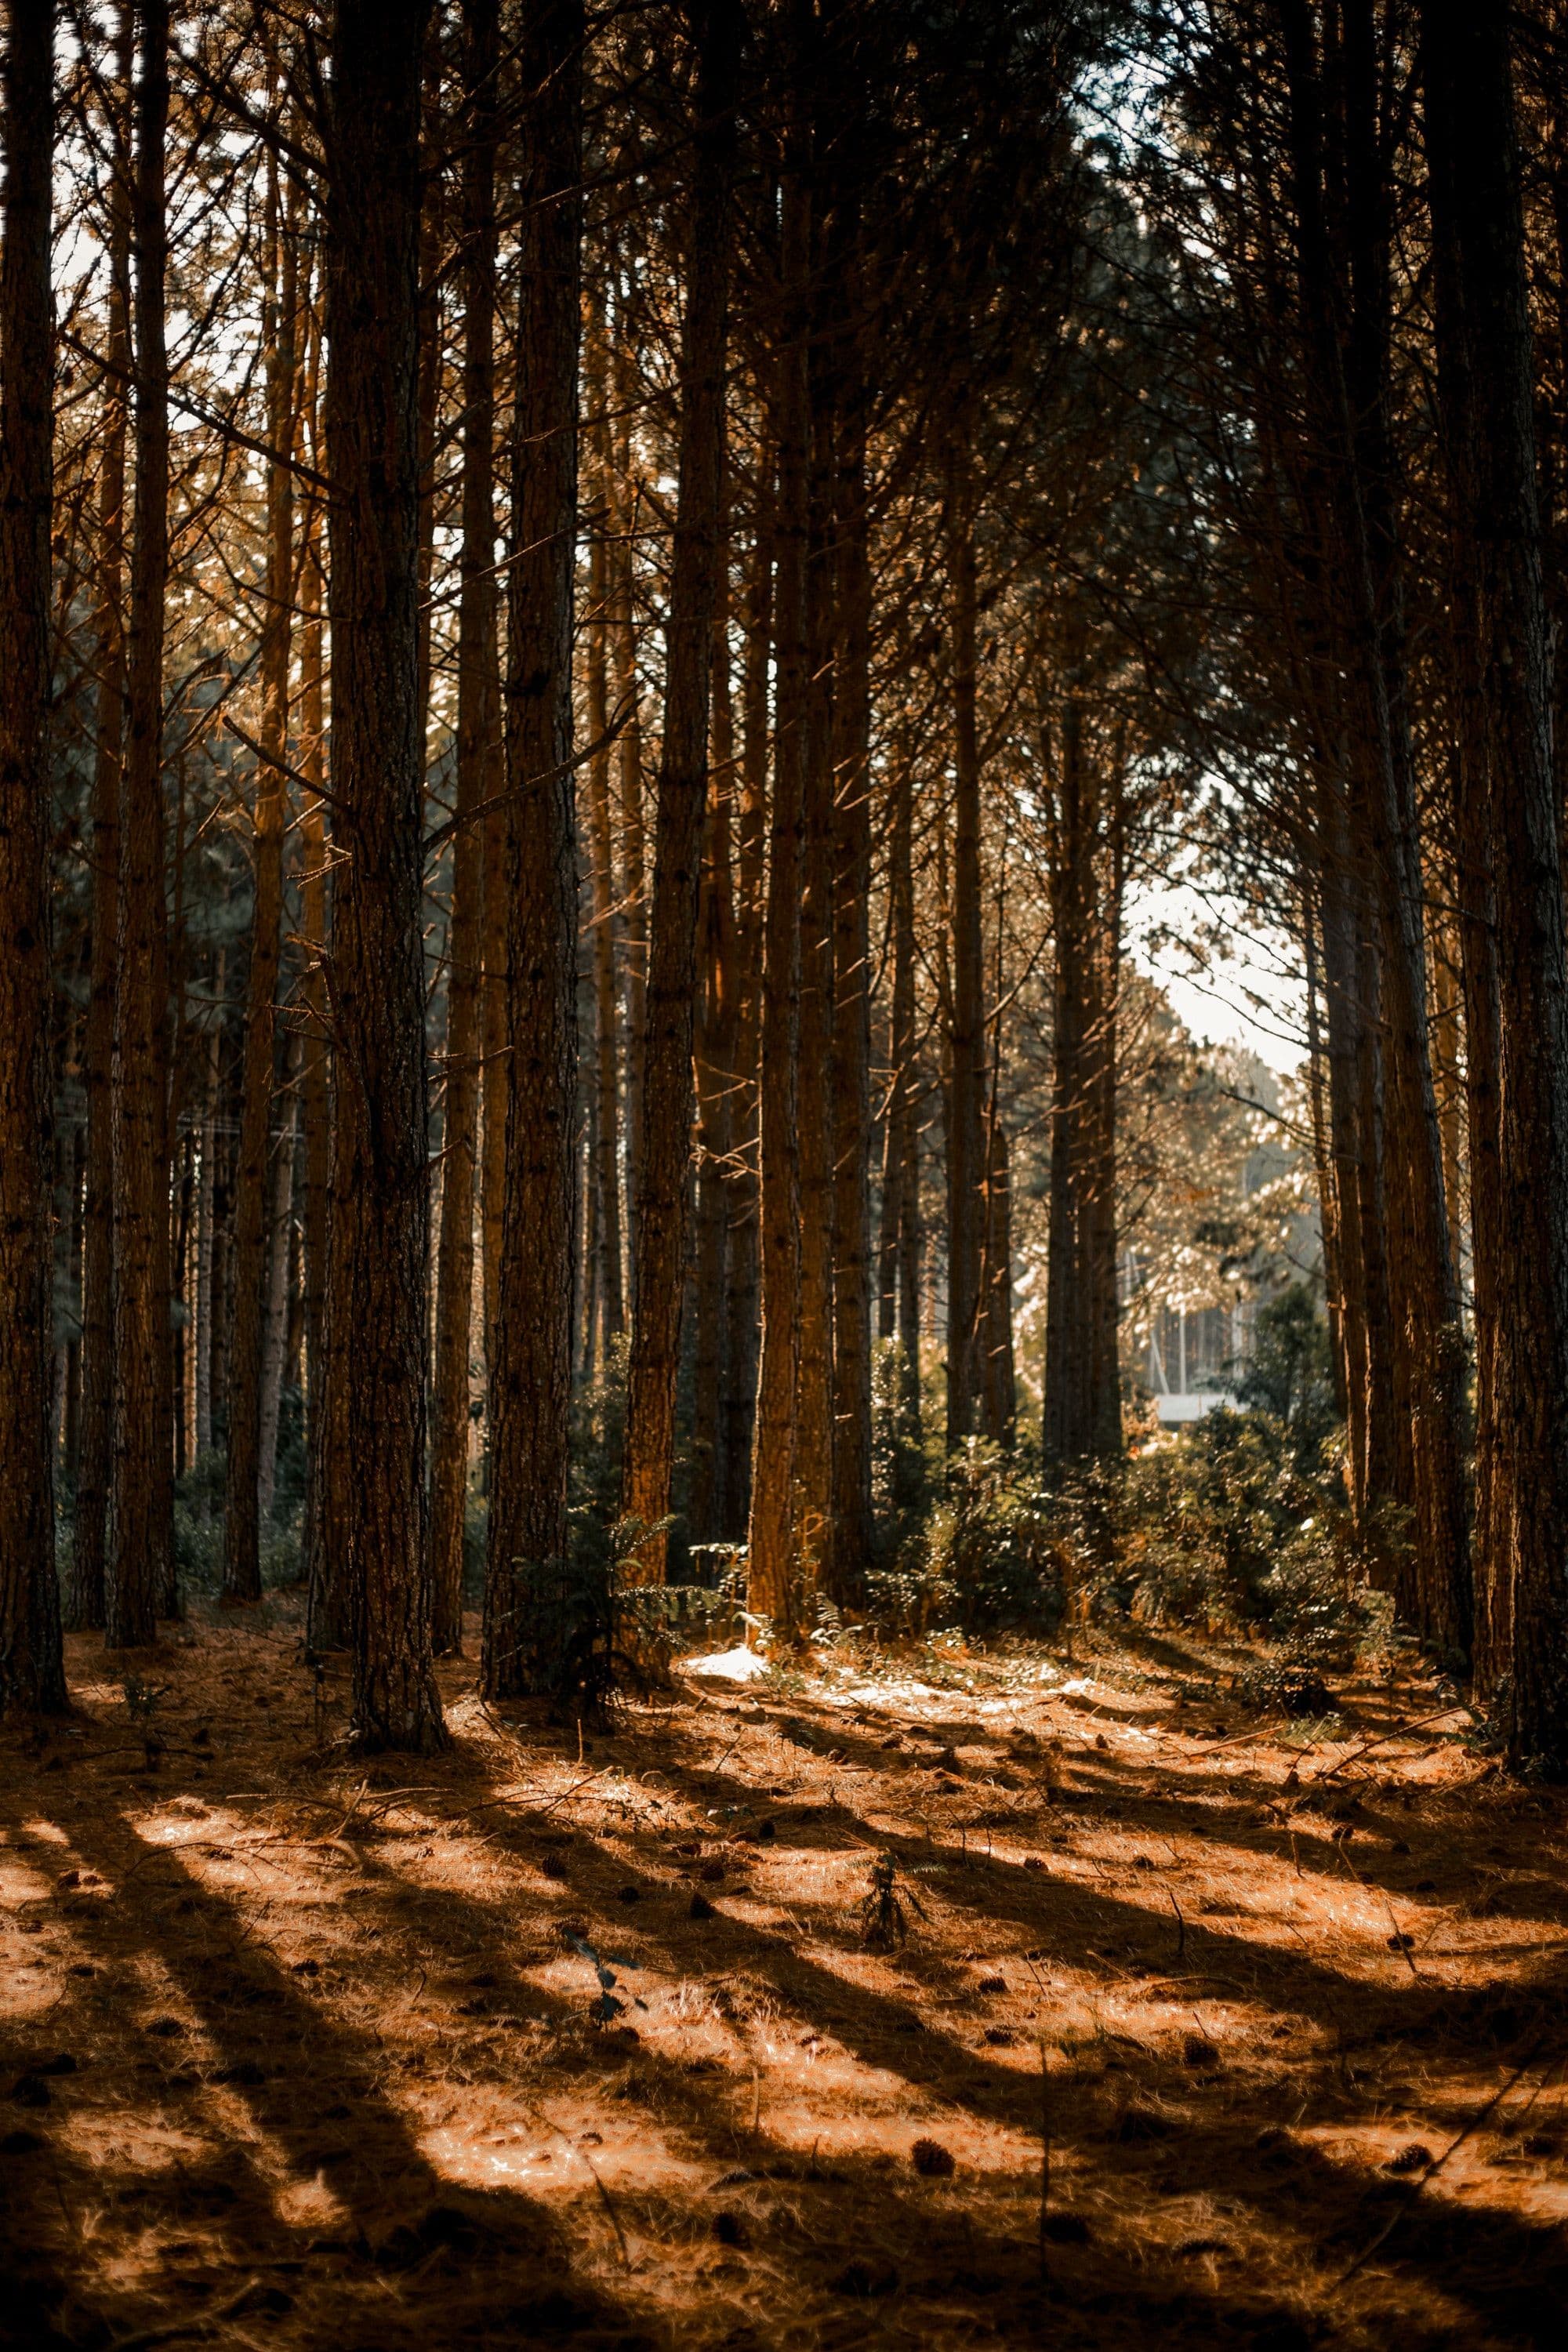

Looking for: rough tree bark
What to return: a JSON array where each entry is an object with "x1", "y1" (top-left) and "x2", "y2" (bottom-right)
[
  {"x1": 583, "y1": 293, "x2": 626, "y2": 1360},
  {"x1": 621, "y1": 0, "x2": 739, "y2": 1583},
  {"x1": 1082, "y1": 784, "x2": 1122, "y2": 1460},
  {"x1": 484, "y1": 0, "x2": 583, "y2": 1696},
  {"x1": 321, "y1": 0, "x2": 445, "y2": 1749},
  {"x1": 223, "y1": 145, "x2": 296, "y2": 1606},
  {"x1": 1279, "y1": 0, "x2": 1469, "y2": 1654},
  {"x1": 0, "y1": 0, "x2": 67, "y2": 1711},
  {"x1": 1423, "y1": 0, "x2": 1568, "y2": 1768},
  {"x1": 109, "y1": 0, "x2": 172, "y2": 1650},
  {"x1": 979, "y1": 837, "x2": 1018, "y2": 1450},
  {"x1": 944, "y1": 445, "x2": 985, "y2": 1449},
  {"x1": 689, "y1": 684, "x2": 736, "y2": 1543},
  {"x1": 828, "y1": 324, "x2": 874, "y2": 1594},
  {"x1": 1315, "y1": 775, "x2": 1374, "y2": 1520},
  {"x1": 879, "y1": 739, "x2": 924, "y2": 1463},
  {"x1": 71, "y1": 5, "x2": 132, "y2": 1635},
  {"x1": 720, "y1": 448, "x2": 770, "y2": 1541},
  {"x1": 746, "y1": 156, "x2": 810, "y2": 1632},
  {"x1": 1040, "y1": 677, "x2": 1120, "y2": 1465},
  {"x1": 297, "y1": 463, "x2": 336, "y2": 1632},
  {"x1": 430, "y1": 0, "x2": 499, "y2": 1657},
  {"x1": 611, "y1": 276, "x2": 647, "y2": 1258},
  {"x1": 794, "y1": 328, "x2": 837, "y2": 1578},
  {"x1": 255, "y1": 1075, "x2": 296, "y2": 1529},
  {"x1": 1042, "y1": 691, "x2": 1088, "y2": 1465},
  {"x1": 194, "y1": 1013, "x2": 217, "y2": 1467}
]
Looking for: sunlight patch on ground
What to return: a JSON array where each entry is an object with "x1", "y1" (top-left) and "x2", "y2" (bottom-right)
[
  {"x1": 17, "y1": 1816, "x2": 73, "y2": 1845},
  {"x1": 421, "y1": 2118, "x2": 703, "y2": 2199},
  {"x1": 272, "y1": 2172, "x2": 354, "y2": 2233},
  {"x1": 685, "y1": 1646, "x2": 771, "y2": 1682}
]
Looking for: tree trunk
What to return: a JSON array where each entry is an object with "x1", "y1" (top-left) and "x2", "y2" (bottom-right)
[
  {"x1": 794, "y1": 336, "x2": 837, "y2": 1580},
  {"x1": 1352, "y1": 925, "x2": 1399, "y2": 1513},
  {"x1": 978, "y1": 820, "x2": 1014, "y2": 1446},
  {"x1": 880, "y1": 743, "x2": 923, "y2": 1454},
  {"x1": 413, "y1": 60, "x2": 443, "y2": 782},
  {"x1": 64, "y1": 1112, "x2": 85, "y2": 1489},
  {"x1": 945, "y1": 449, "x2": 985, "y2": 1448},
  {"x1": 297, "y1": 460, "x2": 334, "y2": 1621},
  {"x1": 72, "y1": 8, "x2": 132, "y2": 1634},
  {"x1": 612, "y1": 271, "x2": 647, "y2": 1258},
  {"x1": 1423, "y1": 0, "x2": 1568, "y2": 1767},
  {"x1": 0, "y1": 0, "x2": 67, "y2": 1710},
  {"x1": 430, "y1": 0, "x2": 499, "y2": 1657},
  {"x1": 484, "y1": 0, "x2": 583, "y2": 1696},
  {"x1": 1315, "y1": 800, "x2": 1374, "y2": 1501},
  {"x1": 576, "y1": 1001, "x2": 598, "y2": 1382},
  {"x1": 828, "y1": 343, "x2": 874, "y2": 1593},
  {"x1": 719, "y1": 444, "x2": 770, "y2": 1542},
  {"x1": 621, "y1": 0, "x2": 739, "y2": 1581},
  {"x1": 978, "y1": 831, "x2": 1018, "y2": 1449},
  {"x1": 172, "y1": 1120, "x2": 193, "y2": 1478},
  {"x1": 1042, "y1": 692, "x2": 1088, "y2": 1465},
  {"x1": 982, "y1": 1113, "x2": 1018, "y2": 1442},
  {"x1": 1083, "y1": 794, "x2": 1121, "y2": 1458},
  {"x1": 1280, "y1": 0, "x2": 1468, "y2": 1652},
  {"x1": 1430, "y1": 904, "x2": 1465, "y2": 1290},
  {"x1": 194, "y1": 1004, "x2": 218, "y2": 1469},
  {"x1": 209, "y1": 1076, "x2": 232, "y2": 1437},
  {"x1": 1303, "y1": 898, "x2": 1347, "y2": 1421},
  {"x1": 747, "y1": 155, "x2": 810, "y2": 1632},
  {"x1": 689, "y1": 732, "x2": 735, "y2": 1543},
  {"x1": 583, "y1": 291, "x2": 625, "y2": 1355},
  {"x1": 479, "y1": 629, "x2": 509, "y2": 1400},
  {"x1": 321, "y1": 0, "x2": 445, "y2": 1750},
  {"x1": 223, "y1": 147, "x2": 296, "y2": 1605},
  {"x1": 110, "y1": 0, "x2": 172, "y2": 1650},
  {"x1": 256, "y1": 1077, "x2": 296, "y2": 1530}
]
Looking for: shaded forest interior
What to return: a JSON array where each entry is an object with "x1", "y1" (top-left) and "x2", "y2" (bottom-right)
[{"x1": 4, "y1": 0, "x2": 1568, "y2": 2346}]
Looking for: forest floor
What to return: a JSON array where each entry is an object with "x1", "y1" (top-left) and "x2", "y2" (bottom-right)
[{"x1": 2, "y1": 1609, "x2": 1566, "y2": 2352}]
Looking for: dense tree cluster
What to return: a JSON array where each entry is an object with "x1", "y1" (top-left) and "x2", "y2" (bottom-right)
[{"x1": 2, "y1": 0, "x2": 1566, "y2": 1775}]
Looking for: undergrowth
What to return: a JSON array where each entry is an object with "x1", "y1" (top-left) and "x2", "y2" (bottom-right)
[
  {"x1": 858, "y1": 1288, "x2": 1385, "y2": 1688},
  {"x1": 122, "y1": 1289, "x2": 1380, "y2": 1711}
]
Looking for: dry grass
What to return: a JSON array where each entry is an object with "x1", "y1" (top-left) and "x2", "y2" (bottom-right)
[{"x1": 2, "y1": 1606, "x2": 1566, "y2": 2350}]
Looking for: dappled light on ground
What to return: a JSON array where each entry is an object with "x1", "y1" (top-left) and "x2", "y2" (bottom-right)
[{"x1": 2, "y1": 1616, "x2": 1565, "y2": 2350}]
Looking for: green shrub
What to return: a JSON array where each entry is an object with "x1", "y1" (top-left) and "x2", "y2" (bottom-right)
[
  {"x1": 866, "y1": 1439, "x2": 1066, "y2": 1638},
  {"x1": 857, "y1": 1293, "x2": 1375, "y2": 1660}
]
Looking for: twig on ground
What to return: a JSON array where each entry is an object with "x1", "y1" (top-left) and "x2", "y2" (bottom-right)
[
  {"x1": 538, "y1": 1768, "x2": 612, "y2": 1817},
  {"x1": 1308, "y1": 1708, "x2": 1468, "y2": 1783},
  {"x1": 108, "y1": 2278, "x2": 268, "y2": 2352},
  {"x1": 529, "y1": 2104, "x2": 633, "y2": 2269},
  {"x1": 1334, "y1": 2048, "x2": 1544, "y2": 2286}
]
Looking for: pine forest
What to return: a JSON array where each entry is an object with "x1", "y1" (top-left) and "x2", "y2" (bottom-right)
[{"x1": 2, "y1": 5, "x2": 1568, "y2": 2347}]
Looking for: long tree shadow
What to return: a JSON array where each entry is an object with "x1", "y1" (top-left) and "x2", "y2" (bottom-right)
[
  {"x1": 0, "y1": 1775, "x2": 660, "y2": 2352},
  {"x1": 311, "y1": 1743, "x2": 1568, "y2": 2351},
  {"x1": 464, "y1": 1700, "x2": 1568, "y2": 2085},
  {"x1": 742, "y1": 1698, "x2": 1568, "y2": 1941},
  {"x1": 300, "y1": 1780, "x2": 1452, "y2": 2351},
  {"x1": 9, "y1": 1657, "x2": 1559, "y2": 2352},
  {"x1": 620, "y1": 1746, "x2": 1415, "y2": 2029}
]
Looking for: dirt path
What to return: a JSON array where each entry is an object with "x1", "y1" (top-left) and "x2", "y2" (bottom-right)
[{"x1": 2, "y1": 1613, "x2": 1565, "y2": 2349}]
